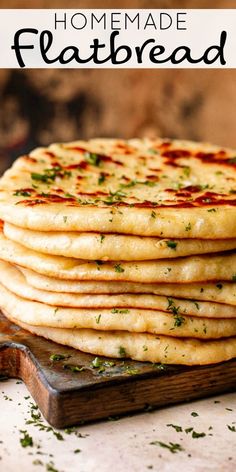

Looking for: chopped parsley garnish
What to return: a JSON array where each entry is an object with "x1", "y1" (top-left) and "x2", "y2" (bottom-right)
[
  {"x1": 191, "y1": 431, "x2": 206, "y2": 438},
  {"x1": 207, "y1": 208, "x2": 216, "y2": 212},
  {"x1": 185, "y1": 427, "x2": 194, "y2": 434},
  {"x1": 84, "y1": 152, "x2": 101, "y2": 166},
  {"x1": 151, "y1": 210, "x2": 156, "y2": 219},
  {"x1": 232, "y1": 275, "x2": 236, "y2": 281},
  {"x1": 166, "y1": 424, "x2": 183, "y2": 432},
  {"x1": 185, "y1": 222, "x2": 192, "y2": 231},
  {"x1": 19, "y1": 430, "x2": 33, "y2": 448},
  {"x1": 31, "y1": 166, "x2": 71, "y2": 183},
  {"x1": 124, "y1": 366, "x2": 139, "y2": 375},
  {"x1": 167, "y1": 298, "x2": 185, "y2": 327},
  {"x1": 106, "y1": 189, "x2": 126, "y2": 203},
  {"x1": 63, "y1": 364, "x2": 85, "y2": 372},
  {"x1": 25, "y1": 402, "x2": 66, "y2": 442},
  {"x1": 143, "y1": 180, "x2": 156, "y2": 187},
  {"x1": 95, "y1": 260, "x2": 104, "y2": 270},
  {"x1": 53, "y1": 431, "x2": 64, "y2": 441},
  {"x1": 173, "y1": 315, "x2": 185, "y2": 327},
  {"x1": 91, "y1": 357, "x2": 103, "y2": 368},
  {"x1": 95, "y1": 314, "x2": 101, "y2": 324},
  {"x1": 143, "y1": 345, "x2": 148, "y2": 351},
  {"x1": 111, "y1": 308, "x2": 130, "y2": 314},
  {"x1": 98, "y1": 173, "x2": 106, "y2": 185},
  {"x1": 173, "y1": 181, "x2": 184, "y2": 191},
  {"x1": 90, "y1": 357, "x2": 115, "y2": 373},
  {"x1": 118, "y1": 346, "x2": 127, "y2": 357},
  {"x1": 166, "y1": 240, "x2": 177, "y2": 250},
  {"x1": 46, "y1": 462, "x2": 59, "y2": 472},
  {"x1": 13, "y1": 189, "x2": 32, "y2": 197},
  {"x1": 167, "y1": 298, "x2": 179, "y2": 316},
  {"x1": 193, "y1": 301, "x2": 200, "y2": 310},
  {"x1": 114, "y1": 263, "x2": 125, "y2": 273},
  {"x1": 191, "y1": 411, "x2": 199, "y2": 417},
  {"x1": 50, "y1": 353, "x2": 71, "y2": 362},
  {"x1": 183, "y1": 166, "x2": 191, "y2": 177},
  {"x1": 120, "y1": 178, "x2": 157, "y2": 189},
  {"x1": 63, "y1": 216, "x2": 67, "y2": 223},
  {"x1": 227, "y1": 425, "x2": 236, "y2": 432},
  {"x1": 150, "y1": 441, "x2": 184, "y2": 453},
  {"x1": 216, "y1": 283, "x2": 223, "y2": 289},
  {"x1": 120, "y1": 179, "x2": 137, "y2": 189},
  {"x1": 100, "y1": 234, "x2": 105, "y2": 243}
]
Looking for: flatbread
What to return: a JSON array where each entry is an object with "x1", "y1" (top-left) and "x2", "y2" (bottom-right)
[
  {"x1": 20, "y1": 267, "x2": 236, "y2": 306},
  {"x1": 1, "y1": 282, "x2": 236, "y2": 339},
  {"x1": 4, "y1": 222, "x2": 236, "y2": 261},
  {"x1": 0, "y1": 138, "x2": 236, "y2": 238},
  {"x1": 3, "y1": 308, "x2": 236, "y2": 365},
  {"x1": 0, "y1": 233, "x2": 236, "y2": 282},
  {"x1": 1, "y1": 262, "x2": 236, "y2": 318}
]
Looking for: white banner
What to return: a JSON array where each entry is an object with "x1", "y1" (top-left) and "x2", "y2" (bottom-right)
[{"x1": 0, "y1": 9, "x2": 235, "y2": 68}]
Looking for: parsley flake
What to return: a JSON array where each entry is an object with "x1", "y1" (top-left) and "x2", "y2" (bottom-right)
[
  {"x1": 114, "y1": 263, "x2": 125, "y2": 273},
  {"x1": 63, "y1": 364, "x2": 85, "y2": 373},
  {"x1": 167, "y1": 424, "x2": 183, "y2": 433},
  {"x1": 118, "y1": 346, "x2": 127, "y2": 357},
  {"x1": 150, "y1": 441, "x2": 184, "y2": 454},
  {"x1": 166, "y1": 240, "x2": 177, "y2": 250},
  {"x1": 185, "y1": 222, "x2": 192, "y2": 231},
  {"x1": 227, "y1": 425, "x2": 236, "y2": 432},
  {"x1": 95, "y1": 314, "x2": 101, "y2": 324},
  {"x1": 50, "y1": 353, "x2": 71, "y2": 362},
  {"x1": 84, "y1": 152, "x2": 101, "y2": 166},
  {"x1": 98, "y1": 173, "x2": 106, "y2": 185},
  {"x1": 31, "y1": 166, "x2": 71, "y2": 183},
  {"x1": 13, "y1": 189, "x2": 32, "y2": 197},
  {"x1": 19, "y1": 430, "x2": 33, "y2": 448},
  {"x1": 192, "y1": 431, "x2": 206, "y2": 439},
  {"x1": 111, "y1": 308, "x2": 129, "y2": 314}
]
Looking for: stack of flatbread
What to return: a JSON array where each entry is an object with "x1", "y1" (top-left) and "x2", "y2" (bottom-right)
[{"x1": 0, "y1": 137, "x2": 236, "y2": 365}]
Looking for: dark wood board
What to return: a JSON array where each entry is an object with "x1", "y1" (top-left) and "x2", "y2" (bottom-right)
[{"x1": 0, "y1": 311, "x2": 236, "y2": 429}]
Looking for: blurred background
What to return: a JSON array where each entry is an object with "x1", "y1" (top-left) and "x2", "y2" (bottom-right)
[{"x1": 0, "y1": 0, "x2": 235, "y2": 173}]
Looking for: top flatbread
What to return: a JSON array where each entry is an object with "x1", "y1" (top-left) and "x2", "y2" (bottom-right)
[{"x1": 0, "y1": 138, "x2": 236, "y2": 238}]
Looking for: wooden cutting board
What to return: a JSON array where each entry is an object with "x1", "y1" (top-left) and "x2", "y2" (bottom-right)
[{"x1": 1, "y1": 311, "x2": 236, "y2": 429}]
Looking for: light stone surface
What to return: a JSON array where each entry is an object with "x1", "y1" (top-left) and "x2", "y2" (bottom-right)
[{"x1": 0, "y1": 379, "x2": 235, "y2": 472}]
